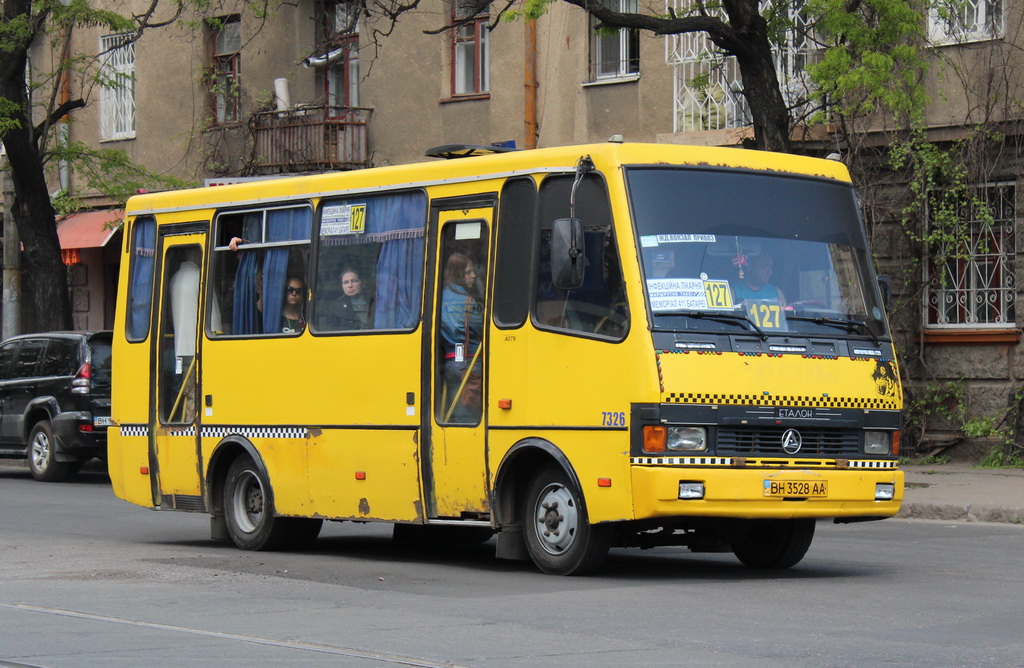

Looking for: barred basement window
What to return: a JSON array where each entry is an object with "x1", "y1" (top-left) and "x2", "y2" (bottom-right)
[{"x1": 925, "y1": 182, "x2": 1016, "y2": 328}]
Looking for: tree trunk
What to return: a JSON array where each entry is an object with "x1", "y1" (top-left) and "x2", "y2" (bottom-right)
[
  {"x1": 721, "y1": 0, "x2": 792, "y2": 153},
  {"x1": 0, "y1": 51, "x2": 72, "y2": 333}
]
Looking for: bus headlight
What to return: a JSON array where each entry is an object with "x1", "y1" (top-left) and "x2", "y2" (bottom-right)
[
  {"x1": 864, "y1": 431, "x2": 891, "y2": 455},
  {"x1": 875, "y1": 483, "x2": 895, "y2": 501},
  {"x1": 667, "y1": 426, "x2": 707, "y2": 451}
]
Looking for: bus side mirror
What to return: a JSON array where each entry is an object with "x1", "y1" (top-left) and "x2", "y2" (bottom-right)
[
  {"x1": 551, "y1": 218, "x2": 585, "y2": 290},
  {"x1": 877, "y1": 275, "x2": 893, "y2": 310}
]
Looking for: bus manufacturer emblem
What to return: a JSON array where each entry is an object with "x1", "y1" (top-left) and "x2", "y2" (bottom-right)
[{"x1": 781, "y1": 429, "x2": 803, "y2": 455}]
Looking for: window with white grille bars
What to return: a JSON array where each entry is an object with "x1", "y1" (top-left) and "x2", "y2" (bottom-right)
[
  {"x1": 591, "y1": 0, "x2": 639, "y2": 80},
  {"x1": 925, "y1": 182, "x2": 1017, "y2": 328},
  {"x1": 665, "y1": 0, "x2": 816, "y2": 133},
  {"x1": 928, "y1": 0, "x2": 1002, "y2": 45},
  {"x1": 99, "y1": 34, "x2": 135, "y2": 141},
  {"x1": 451, "y1": 0, "x2": 489, "y2": 96},
  {"x1": 211, "y1": 16, "x2": 241, "y2": 124}
]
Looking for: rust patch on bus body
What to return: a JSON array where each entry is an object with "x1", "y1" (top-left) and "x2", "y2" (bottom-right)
[{"x1": 358, "y1": 497, "x2": 370, "y2": 515}]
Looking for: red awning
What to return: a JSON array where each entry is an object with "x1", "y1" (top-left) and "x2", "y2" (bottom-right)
[{"x1": 56, "y1": 210, "x2": 123, "y2": 249}]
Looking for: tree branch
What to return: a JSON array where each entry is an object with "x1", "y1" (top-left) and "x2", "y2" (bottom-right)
[{"x1": 34, "y1": 98, "x2": 86, "y2": 137}]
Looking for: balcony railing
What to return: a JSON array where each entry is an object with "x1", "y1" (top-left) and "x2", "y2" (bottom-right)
[{"x1": 253, "y1": 105, "x2": 372, "y2": 174}]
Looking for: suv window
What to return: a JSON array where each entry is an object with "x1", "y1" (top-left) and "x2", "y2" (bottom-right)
[
  {"x1": 0, "y1": 342, "x2": 18, "y2": 380},
  {"x1": 11, "y1": 339, "x2": 46, "y2": 379},
  {"x1": 39, "y1": 339, "x2": 80, "y2": 377},
  {"x1": 88, "y1": 336, "x2": 112, "y2": 385}
]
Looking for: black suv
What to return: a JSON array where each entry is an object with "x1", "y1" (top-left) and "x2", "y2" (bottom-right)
[{"x1": 0, "y1": 331, "x2": 112, "y2": 481}]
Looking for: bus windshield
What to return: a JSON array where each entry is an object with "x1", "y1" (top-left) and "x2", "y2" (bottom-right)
[{"x1": 626, "y1": 166, "x2": 889, "y2": 339}]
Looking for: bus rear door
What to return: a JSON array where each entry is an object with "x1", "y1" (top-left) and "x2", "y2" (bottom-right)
[{"x1": 150, "y1": 227, "x2": 208, "y2": 510}]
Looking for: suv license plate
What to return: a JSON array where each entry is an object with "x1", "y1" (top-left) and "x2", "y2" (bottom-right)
[
  {"x1": 93, "y1": 416, "x2": 112, "y2": 427},
  {"x1": 764, "y1": 480, "x2": 827, "y2": 497}
]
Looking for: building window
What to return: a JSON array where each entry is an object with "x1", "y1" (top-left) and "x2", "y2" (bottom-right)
[
  {"x1": 315, "y1": 1, "x2": 360, "y2": 109},
  {"x1": 211, "y1": 16, "x2": 241, "y2": 124},
  {"x1": 925, "y1": 182, "x2": 1016, "y2": 328},
  {"x1": 928, "y1": 0, "x2": 1003, "y2": 44},
  {"x1": 591, "y1": 0, "x2": 639, "y2": 80},
  {"x1": 99, "y1": 34, "x2": 135, "y2": 141},
  {"x1": 452, "y1": 0, "x2": 489, "y2": 96},
  {"x1": 666, "y1": 0, "x2": 814, "y2": 133}
]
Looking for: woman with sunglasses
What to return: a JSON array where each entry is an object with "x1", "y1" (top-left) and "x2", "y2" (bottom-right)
[{"x1": 281, "y1": 276, "x2": 307, "y2": 334}]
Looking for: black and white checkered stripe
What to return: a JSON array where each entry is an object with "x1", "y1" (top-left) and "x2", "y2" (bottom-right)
[
  {"x1": 119, "y1": 424, "x2": 148, "y2": 437},
  {"x1": 630, "y1": 457, "x2": 733, "y2": 466},
  {"x1": 201, "y1": 426, "x2": 307, "y2": 440}
]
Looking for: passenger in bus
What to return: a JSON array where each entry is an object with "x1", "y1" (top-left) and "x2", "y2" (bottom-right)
[
  {"x1": 440, "y1": 252, "x2": 483, "y2": 421},
  {"x1": 334, "y1": 267, "x2": 374, "y2": 329},
  {"x1": 733, "y1": 252, "x2": 785, "y2": 305},
  {"x1": 281, "y1": 276, "x2": 307, "y2": 334}
]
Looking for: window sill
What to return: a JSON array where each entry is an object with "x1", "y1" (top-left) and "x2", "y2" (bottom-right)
[
  {"x1": 99, "y1": 136, "x2": 136, "y2": 143},
  {"x1": 919, "y1": 328, "x2": 1020, "y2": 345},
  {"x1": 440, "y1": 93, "x2": 490, "y2": 104},
  {"x1": 582, "y1": 73, "x2": 640, "y2": 87}
]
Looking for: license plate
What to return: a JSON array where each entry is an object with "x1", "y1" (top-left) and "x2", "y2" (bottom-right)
[
  {"x1": 763, "y1": 480, "x2": 828, "y2": 497},
  {"x1": 93, "y1": 416, "x2": 112, "y2": 427}
]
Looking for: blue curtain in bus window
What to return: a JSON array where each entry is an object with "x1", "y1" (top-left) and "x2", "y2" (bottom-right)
[
  {"x1": 372, "y1": 192, "x2": 426, "y2": 329},
  {"x1": 231, "y1": 212, "x2": 264, "y2": 335},
  {"x1": 261, "y1": 207, "x2": 312, "y2": 334},
  {"x1": 128, "y1": 217, "x2": 156, "y2": 340}
]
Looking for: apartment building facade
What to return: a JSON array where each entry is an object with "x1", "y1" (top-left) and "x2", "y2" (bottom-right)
[{"x1": 23, "y1": 0, "x2": 1024, "y2": 454}]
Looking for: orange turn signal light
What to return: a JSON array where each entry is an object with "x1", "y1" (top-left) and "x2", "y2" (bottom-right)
[
  {"x1": 355, "y1": 471, "x2": 366, "y2": 480},
  {"x1": 643, "y1": 425, "x2": 667, "y2": 452},
  {"x1": 892, "y1": 431, "x2": 901, "y2": 456}
]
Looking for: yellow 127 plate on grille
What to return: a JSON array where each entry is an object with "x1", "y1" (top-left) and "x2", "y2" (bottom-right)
[{"x1": 763, "y1": 480, "x2": 828, "y2": 497}]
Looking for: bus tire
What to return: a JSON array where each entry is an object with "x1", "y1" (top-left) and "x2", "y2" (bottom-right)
[
  {"x1": 522, "y1": 464, "x2": 610, "y2": 575},
  {"x1": 28, "y1": 421, "x2": 70, "y2": 482},
  {"x1": 223, "y1": 455, "x2": 292, "y2": 551},
  {"x1": 731, "y1": 518, "x2": 815, "y2": 569}
]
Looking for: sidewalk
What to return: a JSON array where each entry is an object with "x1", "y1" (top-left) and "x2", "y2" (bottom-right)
[{"x1": 900, "y1": 463, "x2": 1024, "y2": 524}]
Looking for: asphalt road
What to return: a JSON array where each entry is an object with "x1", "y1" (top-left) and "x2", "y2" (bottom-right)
[{"x1": 1, "y1": 461, "x2": 1023, "y2": 667}]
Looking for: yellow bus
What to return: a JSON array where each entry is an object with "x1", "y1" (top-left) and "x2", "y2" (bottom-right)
[{"x1": 109, "y1": 142, "x2": 903, "y2": 575}]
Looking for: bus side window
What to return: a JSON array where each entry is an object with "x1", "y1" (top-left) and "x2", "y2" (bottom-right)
[
  {"x1": 126, "y1": 216, "x2": 156, "y2": 342},
  {"x1": 533, "y1": 175, "x2": 628, "y2": 338},
  {"x1": 209, "y1": 206, "x2": 311, "y2": 337},
  {"x1": 312, "y1": 191, "x2": 427, "y2": 333},
  {"x1": 493, "y1": 177, "x2": 536, "y2": 329}
]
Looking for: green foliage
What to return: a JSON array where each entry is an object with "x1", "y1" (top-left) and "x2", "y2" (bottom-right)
[
  {"x1": 805, "y1": 0, "x2": 929, "y2": 125},
  {"x1": 978, "y1": 446, "x2": 1024, "y2": 469},
  {"x1": 503, "y1": 0, "x2": 557, "y2": 22},
  {"x1": 888, "y1": 128, "x2": 1000, "y2": 281},
  {"x1": 50, "y1": 142, "x2": 193, "y2": 209},
  {"x1": 903, "y1": 378, "x2": 1015, "y2": 453}
]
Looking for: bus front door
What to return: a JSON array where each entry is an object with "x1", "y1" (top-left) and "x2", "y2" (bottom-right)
[
  {"x1": 150, "y1": 230, "x2": 207, "y2": 509},
  {"x1": 428, "y1": 208, "x2": 493, "y2": 518}
]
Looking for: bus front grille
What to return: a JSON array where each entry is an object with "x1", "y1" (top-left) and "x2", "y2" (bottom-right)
[{"x1": 715, "y1": 427, "x2": 860, "y2": 457}]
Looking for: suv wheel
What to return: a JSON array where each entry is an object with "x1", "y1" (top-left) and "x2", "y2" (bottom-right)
[{"x1": 28, "y1": 421, "x2": 71, "y2": 482}]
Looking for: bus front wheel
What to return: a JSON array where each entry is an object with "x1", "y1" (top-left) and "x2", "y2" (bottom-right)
[
  {"x1": 223, "y1": 456, "x2": 293, "y2": 551},
  {"x1": 731, "y1": 519, "x2": 816, "y2": 569},
  {"x1": 522, "y1": 465, "x2": 611, "y2": 575}
]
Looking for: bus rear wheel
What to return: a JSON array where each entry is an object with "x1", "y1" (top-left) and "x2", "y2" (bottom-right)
[
  {"x1": 731, "y1": 519, "x2": 816, "y2": 569},
  {"x1": 522, "y1": 464, "x2": 610, "y2": 575},
  {"x1": 223, "y1": 455, "x2": 293, "y2": 551}
]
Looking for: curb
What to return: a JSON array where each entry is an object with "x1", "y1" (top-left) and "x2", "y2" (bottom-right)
[{"x1": 899, "y1": 502, "x2": 1024, "y2": 525}]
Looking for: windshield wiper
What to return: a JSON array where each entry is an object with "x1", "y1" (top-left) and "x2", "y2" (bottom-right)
[
  {"x1": 786, "y1": 315, "x2": 877, "y2": 339},
  {"x1": 655, "y1": 309, "x2": 767, "y2": 340}
]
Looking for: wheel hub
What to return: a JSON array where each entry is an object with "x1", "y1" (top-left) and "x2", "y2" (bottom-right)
[{"x1": 534, "y1": 483, "x2": 579, "y2": 555}]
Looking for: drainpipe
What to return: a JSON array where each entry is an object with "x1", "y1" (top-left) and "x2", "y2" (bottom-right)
[
  {"x1": 2, "y1": 166, "x2": 21, "y2": 339},
  {"x1": 524, "y1": 18, "x2": 538, "y2": 149}
]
